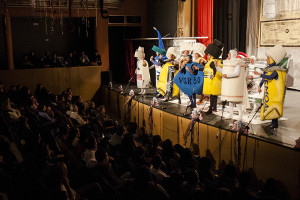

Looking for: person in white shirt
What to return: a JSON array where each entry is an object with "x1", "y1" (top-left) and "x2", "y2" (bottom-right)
[{"x1": 66, "y1": 105, "x2": 87, "y2": 125}]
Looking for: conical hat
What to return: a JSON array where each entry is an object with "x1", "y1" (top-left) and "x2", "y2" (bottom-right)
[
  {"x1": 192, "y1": 43, "x2": 206, "y2": 57},
  {"x1": 166, "y1": 47, "x2": 178, "y2": 59}
]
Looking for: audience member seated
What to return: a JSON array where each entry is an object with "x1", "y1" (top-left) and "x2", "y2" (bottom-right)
[
  {"x1": 90, "y1": 49, "x2": 102, "y2": 66},
  {"x1": 66, "y1": 104, "x2": 87, "y2": 126},
  {"x1": 80, "y1": 51, "x2": 90, "y2": 66},
  {"x1": 0, "y1": 81, "x2": 291, "y2": 200},
  {"x1": 21, "y1": 55, "x2": 33, "y2": 68},
  {"x1": 28, "y1": 51, "x2": 38, "y2": 67}
]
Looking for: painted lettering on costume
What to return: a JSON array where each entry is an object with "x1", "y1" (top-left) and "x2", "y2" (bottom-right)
[
  {"x1": 178, "y1": 77, "x2": 193, "y2": 85},
  {"x1": 263, "y1": 80, "x2": 269, "y2": 113}
]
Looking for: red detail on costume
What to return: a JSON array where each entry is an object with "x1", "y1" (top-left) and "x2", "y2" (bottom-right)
[
  {"x1": 137, "y1": 74, "x2": 142, "y2": 80},
  {"x1": 237, "y1": 52, "x2": 248, "y2": 58}
]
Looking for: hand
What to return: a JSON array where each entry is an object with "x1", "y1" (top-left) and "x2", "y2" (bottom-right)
[
  {"x1": 214, "y1": 60, "x2": 218, "y2": 66},
  {"x1": 258, "y1": 86, "x2": 262, "y2": 93},
  {"x1": 150, "y1": 56, "x2": 153, "y2": 61},
  {"x1": 248, "y1": 75, "x2": 253, "y2": 79},
  {"x1": 192, "y1": 66, "x2": 199, "y2": 70},
  {"x1": 254, "y1": 71, "x2": 261, "y2": 76},
  {"x1": 222, "y1": 74, "x2": 227, "y2": 78},
  {"x1": 210, "y1": 75, "x2": 214, "y2": 80}
]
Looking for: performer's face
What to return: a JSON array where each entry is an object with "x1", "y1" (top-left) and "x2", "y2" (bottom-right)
[
  {"x1": 185, "y1": 56, "x2": 191, "y2": 62},
  {"x1": 195, "y1": 53, "x2": 200, "y2": 58},
  {"x1": 207, "y1": 54, "x2": 211, "y2": 60},
  {"x1": 184, "y1": 50, "x2": 189, "y2": 56},
  {"x1": 267, "y1": 56, "x2": 271, "y2": 65},
  {"x1": 156, "y1": 52, "x2": 159, "y2": 56},
  {"x1": 250, "y1": 59, "x2": 255, "y2": 64},
  {"x1": 227, "y1": 52, "x2": 231, "y2": 60},
  {"x1": 170, "y1": 54, "x2": 175, "y2": 60}
]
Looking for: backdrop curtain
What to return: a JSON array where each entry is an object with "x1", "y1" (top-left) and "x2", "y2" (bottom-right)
[
  {"x1": 125, "y1": 40, "x2": 136, "y2": 84},
  {"x1": 213, "y1": 0, "x2": 248, "y2": 58},
  {"x1": 194, "y1": 0, "x2": 214, "y2": 46}
]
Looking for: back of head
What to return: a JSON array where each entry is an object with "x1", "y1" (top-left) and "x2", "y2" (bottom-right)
[
  {"x1": 152, "y1": 154, "x2": 162, "y2": 169},
  {"x1": 95, "y1": 148, "x2": 107, "y2": 163}
]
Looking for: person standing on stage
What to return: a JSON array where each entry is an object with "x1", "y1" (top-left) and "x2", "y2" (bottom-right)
[
  {"x1": 254, "y1": 45, "x2": 288, "y2": 129},
  {"x1": 180, "y1": 55, "x2": 204, "y2": 108},
  {"x1": 149, "y1": 27, "x2": 168, "y2": 98},
  {"x1": 247, "y1": 56, "x2": 265, "y2": 114},
  {"x1": 202, "y1": 39, "x2": 224, "y2": 114},
  {"x1": 192, "y1": 42, "x2": 207, "y2": 105},
  {"x1": 135, "y1": 47, "x2": 150, "y2": 95},
  {"x1": 220, "y1": 49, "x2": 247, "y2": 121}
]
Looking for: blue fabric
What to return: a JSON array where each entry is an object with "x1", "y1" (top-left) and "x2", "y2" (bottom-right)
[
  {"x1": 154, "y1": 55, "x2": 168, "y2": 62},
  {"x1": 155, "y1": 29, "x2": 165, "y2": 50},
  {"x1": 174, "y1": 65, "x2": 204, "y2": 97},
  {"x1": 151, "y1": 59, "x2": 162, "y2": 66},
  {"x1": 259, "y1": 71, "x2": 278, "y2": 87}
]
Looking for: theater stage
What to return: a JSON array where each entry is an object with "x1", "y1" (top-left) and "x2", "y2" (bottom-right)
[
  {"x1": 99, "y1": 83, "x2": 300, "y2": 199},
  {"x1": 105, "y1": 83, "x2": 299, "y2": 149}
]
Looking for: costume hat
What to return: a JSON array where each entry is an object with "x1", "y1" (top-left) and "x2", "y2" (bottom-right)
[
  {"x1": 192, "y1": 43, "x2": 206, "y2": 57},
  {"x1": 166, "y1": 47, "x2": 178, "y2": 59},
  {"x1": 204, "y1": 39, "x2": 224, "y2": 58},
  {"x1": 152, "y1": 45, "x2": 167, "y2": 56},
  {"x1": 265, "y1": 45, "x2": 287, "y2": 64}
]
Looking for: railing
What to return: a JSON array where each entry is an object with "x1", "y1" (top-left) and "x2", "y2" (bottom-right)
[{"x1": 0, "y1": 0, "x2": 121, "y2": 9}]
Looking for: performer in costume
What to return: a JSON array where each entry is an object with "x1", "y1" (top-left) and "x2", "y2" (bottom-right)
[
  {"x1": 203, "y1": 39, "x2": 224, "y2": 114},
  {"x1": 157, "y1": 47, "x2": 180, "y2": 101},
  {"x1": 192, "y1": 42, "x2": 207, "y2": 104},
  {"x1": 220, "y1": 49, "x2": 247, "y2": 121},
  {"x1": 178, "y1": 41, "x2": 193, "y2": 70},
  {"x1": 174, "y1": 55, "x2": 204, "y2": 108},
  {"x1": 254, "y1": 45, "x2": 287, "y2": 129},
  {"x1": 247, "y1": 56, "x2": 265, "y2": 114},
  {"x1": 135, "y1": 47, "x2": 150, "y2": 94},
  {"x1": 149, "y1": 27, "x2": 168, "y2": 98}
]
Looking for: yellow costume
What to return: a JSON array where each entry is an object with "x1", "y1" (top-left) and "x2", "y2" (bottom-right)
[
  {"x1": 203, "y1": 57, "x2": 223, "y2": 95},
  {"x1": 260, "y1": 64, "x2": 287, "y2": 120},
  {"x1": 157, "y1": 62, "x2": 180, "y2": 99}
]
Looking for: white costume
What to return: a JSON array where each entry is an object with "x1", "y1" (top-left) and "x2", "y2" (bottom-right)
[
  {"x1": 135, "y1": 47, "x2": 150, "y2": 94},
  {"x1": 220, "y1": 50, "x2": 247, "y2": 121},
  {"x1": 247, "y1": 56, "x2": 265, "y2": 113}
]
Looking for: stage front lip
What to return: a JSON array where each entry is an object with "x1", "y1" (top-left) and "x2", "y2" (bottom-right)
[{"x1": 104, "y1": 84, "x2": 299, "y2": 150}]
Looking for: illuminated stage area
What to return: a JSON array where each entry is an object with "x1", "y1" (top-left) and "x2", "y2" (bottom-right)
[{"x1": 100, "y1": 84, "x2": 300, "y2": 199}]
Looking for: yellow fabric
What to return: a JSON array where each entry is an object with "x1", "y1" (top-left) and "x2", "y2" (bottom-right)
[
  {"x1": 203, "y1": 58, "x2": 223, "y2": 95},
  {"x1": 260, "y1": 70, "x2": 286, "y2": 120},
  {"x1": 157, "y1": 62, "x2": 180, "y2": 98},
  {"x1": 269, "y1": 57, "x2": 275, "y2": 64}
]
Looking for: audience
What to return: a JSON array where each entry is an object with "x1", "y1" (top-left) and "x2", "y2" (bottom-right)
[
  {"x1": 16, "y1": 49, "x2": 101, "y2": 69},
  {"x1": 0, "y1": 81, "x2": 291, "y2": 200}
]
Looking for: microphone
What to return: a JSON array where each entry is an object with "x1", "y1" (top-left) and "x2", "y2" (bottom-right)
[{"x1": 128, "y1": 77, "x2": 133, "y2": 84}]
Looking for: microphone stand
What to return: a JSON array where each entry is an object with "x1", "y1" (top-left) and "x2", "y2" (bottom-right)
[
  {"x1": 241, "y1": 103, "x2": 262, "y2": 135},
  {"x1": 124, "y1": 77, "x2": 133, "y2": 95},
  {"x1": 241, "y1": 103, "x2": 262, "y2": 171}
]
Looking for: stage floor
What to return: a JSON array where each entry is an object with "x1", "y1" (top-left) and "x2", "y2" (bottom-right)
[{"x1": 111, "y1": 83, "x2": 300, "y2": 149}]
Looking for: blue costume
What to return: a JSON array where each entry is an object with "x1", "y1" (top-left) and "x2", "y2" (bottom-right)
[
  {"x1": 151, "y1": 28, "x2": 168, "y2": 94},
  {"x1": 174, "y1": 57, "x2": 204, "y2": 108}
]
